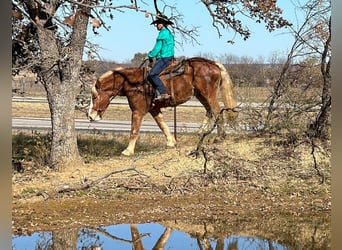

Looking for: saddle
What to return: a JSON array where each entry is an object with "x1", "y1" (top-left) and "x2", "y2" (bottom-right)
[
  {"x1": 159, "y1": 58, "x2": 186, "y2": 79},
  {"x1": 142, "y1": 59, "x2": 186, "y2": 99},
  {"x1": 143, "y1": 58, "x2": 185, "y2": 81}
]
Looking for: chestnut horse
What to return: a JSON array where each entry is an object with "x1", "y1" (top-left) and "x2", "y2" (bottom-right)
[{"x1": 88, "y1": 57, "x2": 237, "y2": 156}]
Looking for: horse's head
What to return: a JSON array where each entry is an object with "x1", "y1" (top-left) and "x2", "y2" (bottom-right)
[
  {"x1": 88, "y1": 67, "x2": 143, "y2": 121},
  {"x1": 88, "y1": 70, "x2": 121, "y2": 121},
  {"x1": 88, "y1": 82, "x2": 111, "y2": 121}
]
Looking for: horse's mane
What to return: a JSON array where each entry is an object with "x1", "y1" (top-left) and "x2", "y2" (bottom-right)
[
  {"x1": 113, "y1": 67, "x2": 144, "y2": 84},
  {"x1": 188, "y1": 57, "x2": 217, "y2": 65},
  {"x1": 98, "y1": 70, "x2": 114, "y2": 81}
]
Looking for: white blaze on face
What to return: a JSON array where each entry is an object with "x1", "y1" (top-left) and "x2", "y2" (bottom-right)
[{"x1": 88, "y1": 98, "x2": 101, "y2": 121}]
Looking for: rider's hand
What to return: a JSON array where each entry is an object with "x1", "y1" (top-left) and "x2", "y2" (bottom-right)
[{"x1": 146, "y1": 57, "x2": 153, "y2": 68}]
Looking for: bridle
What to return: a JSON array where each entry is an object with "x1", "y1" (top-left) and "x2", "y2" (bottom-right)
[{"x1": 91, "y1": 71, "x2": 122, "y2": 114}]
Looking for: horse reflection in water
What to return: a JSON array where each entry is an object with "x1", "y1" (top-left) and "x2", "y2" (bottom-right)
[{"x1": 88, "y1": 57, "x2": 237, "y2": 156}]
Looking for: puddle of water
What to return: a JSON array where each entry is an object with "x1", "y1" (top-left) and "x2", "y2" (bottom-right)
[
  {"x1": 12, "y1": 222, "x2": 289, "y2": 250},
  {"x1": 12, "y1": 216, "x2": 330, "y2": 250}
]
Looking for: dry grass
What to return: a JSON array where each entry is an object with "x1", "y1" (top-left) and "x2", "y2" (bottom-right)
[{"x1": 12, "y1": 131, "x2": 331, "y2": 198}]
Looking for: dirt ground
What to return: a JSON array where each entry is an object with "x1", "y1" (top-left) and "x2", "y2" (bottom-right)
[{"x1": 12, "y1": 132, "x2": 331, "y2": 241}]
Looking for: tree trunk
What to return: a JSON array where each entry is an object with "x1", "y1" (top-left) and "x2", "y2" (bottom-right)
[
  {"x1": 311, "y1": 72, "x2": 331, "y2": 139},
  {"x1": 310, "y1": 17, "x2": 331, "y2": 140},
  {"x1": 45, "y1": 76, "x2": 82, "y2": 169},
  {"x1": 52, "y1": 227, "x2": 79, "y2": 250},
  {"x1": 34, "y1": 2, "x2": 91, "y2": 170}
]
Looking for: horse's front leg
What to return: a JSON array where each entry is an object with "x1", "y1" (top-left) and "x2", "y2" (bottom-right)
[
  {"x1": 122, "y1": 111, "x2": 144, "y2": 156},
  {"x1": 150, "y1": 109, "x2": 176, "y2": 148}
]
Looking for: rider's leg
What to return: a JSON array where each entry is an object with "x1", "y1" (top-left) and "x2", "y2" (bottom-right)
[{"x1": 147, "y1": 57, "x2": 172, "y2": 97}]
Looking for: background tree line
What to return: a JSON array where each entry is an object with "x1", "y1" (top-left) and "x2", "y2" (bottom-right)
[
  {"x1": 79, "y1": 53, "x2": 323, "y2": 89},
  {"x1": 13, "y1": 53, "x2": 323, "y2": 91}
]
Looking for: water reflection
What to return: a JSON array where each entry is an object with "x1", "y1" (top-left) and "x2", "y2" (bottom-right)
[
  {"x1": 13, "y1": 223, "x2": 287, "y2": 250},
  {"x1": 13, "y1": 217, "x2": 330, "y2": 250}
]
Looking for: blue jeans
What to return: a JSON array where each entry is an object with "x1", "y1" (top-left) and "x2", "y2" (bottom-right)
[{"x1": 147, "y1": 57, "x2": 173, "y2": 95}]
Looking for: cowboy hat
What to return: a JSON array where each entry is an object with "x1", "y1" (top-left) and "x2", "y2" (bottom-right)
[{"x1": 150, "y1": 13, "x2": 174, "y2": 25}]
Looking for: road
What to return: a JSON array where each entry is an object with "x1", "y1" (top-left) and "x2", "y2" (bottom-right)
[{"x1": 12, "y1": 117, "x2": 202, "y2": 134}]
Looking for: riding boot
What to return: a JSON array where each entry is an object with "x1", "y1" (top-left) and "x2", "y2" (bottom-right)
[{"x1": 156, "y1": 93, "x2": 171, "y2": 101}]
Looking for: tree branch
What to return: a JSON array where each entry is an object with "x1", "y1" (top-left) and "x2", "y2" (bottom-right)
[{"x1": 37, "y1": 166, "x2": 149, "y2": 200}]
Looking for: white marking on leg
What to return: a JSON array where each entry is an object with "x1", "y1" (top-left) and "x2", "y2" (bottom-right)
[{"x1": 154, "y1": 113, "x2": 176, "y2": 147}]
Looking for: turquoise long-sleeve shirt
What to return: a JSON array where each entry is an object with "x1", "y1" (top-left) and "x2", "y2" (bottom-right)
[{"x1": 148, "y1": 27, "x2": 174, "y2": 59}]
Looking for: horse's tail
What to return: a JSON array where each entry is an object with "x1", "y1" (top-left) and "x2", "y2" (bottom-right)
[{"x1": 215, "y1": 62, "x2": 238, "y2": 121}]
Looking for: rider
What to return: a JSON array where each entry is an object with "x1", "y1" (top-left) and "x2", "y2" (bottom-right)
[{"x1": 146, "y1": 13, "x2": 175, "y2": 101}]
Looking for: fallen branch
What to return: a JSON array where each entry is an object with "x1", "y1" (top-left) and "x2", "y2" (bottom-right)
[{"x1": 37, "y1": 166, "x2": 149, "y2": 200}]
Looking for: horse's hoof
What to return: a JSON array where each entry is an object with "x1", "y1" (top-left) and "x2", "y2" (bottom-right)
[
  {"x1": 167, "y1": 143, "x2": 176, "y2": 148},
  {"x1": 121, "y1": 149, "x2": 134, "y2": 156},
  {"x1": 166, "y1": 138, "x2": 176, "y2": 148}
]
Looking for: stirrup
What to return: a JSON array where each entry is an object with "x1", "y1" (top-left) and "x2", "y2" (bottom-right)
[{"x1": 155, "y1": 93, "x2": 171, "y2": 101}]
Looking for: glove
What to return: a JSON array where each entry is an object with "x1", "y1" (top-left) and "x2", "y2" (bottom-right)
[{"x1": 146, "y1": 57, "x2": 153, "y2": 68}]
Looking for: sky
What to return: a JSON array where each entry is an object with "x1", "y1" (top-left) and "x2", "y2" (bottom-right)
[{"x1": 86, "y1": 0, "x2": 305, "y2": 63}]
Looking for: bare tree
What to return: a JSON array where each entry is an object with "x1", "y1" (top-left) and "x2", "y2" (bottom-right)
[
  {"x1": 12, "y1": 0, "x2": 291, "y2": 170},
  {"x1": 265, "y1": 0, "x2": 331, "y2": 140},
  {"x1": 310, "y1": 15, "x2": 331, "y2": 139}
]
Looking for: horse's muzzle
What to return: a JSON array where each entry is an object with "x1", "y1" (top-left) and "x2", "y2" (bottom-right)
[{"x1": 88, "y1": 111, "x2": 101, "y2": 122}]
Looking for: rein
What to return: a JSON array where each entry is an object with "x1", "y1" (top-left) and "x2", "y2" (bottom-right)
[
  {"x1": 91, "y1": 71, "x2": 122, "y2": 114},
  {"x1": 139, "y1": 58, "x2": 148, "y2": 68}
]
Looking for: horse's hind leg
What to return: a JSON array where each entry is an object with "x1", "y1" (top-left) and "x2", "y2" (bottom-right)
[
  {"x1": 196, "y1": 94, "x2": 225, "y2": 137},
  {"x1": 150, "y1": 108, "x2": 176, "y2": 148},
  {"x1": 198, "y1": 111, "x2": 214, "y2": 135},
  {"x1": 209, "y1": 102, "x2": 226, "y2": 138}
]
